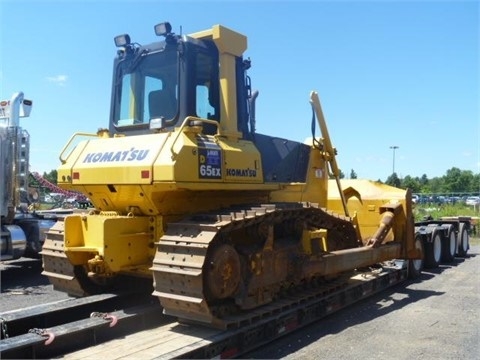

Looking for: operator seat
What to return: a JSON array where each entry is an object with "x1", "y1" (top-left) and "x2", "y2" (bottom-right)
[{"x1": 149, "y1": 89, "x2": 176, "y2": 120}]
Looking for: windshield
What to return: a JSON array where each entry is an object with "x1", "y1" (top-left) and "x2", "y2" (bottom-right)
[{"x1": 114, "y1": 49, "x2": 178, "y2": 127}]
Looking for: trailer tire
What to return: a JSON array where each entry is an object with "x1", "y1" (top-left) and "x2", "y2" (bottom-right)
[
  {"x1": 424, "y1": 229, "x2": 442, "y2": 268},
  {"x1": 408, "y1": 234, "x2": 424, "y2": 279},
  {"x1": 441, "y1": 225, "x2": 456, "y2": 263},
  {"x1": 457, "y1": 222, "x2": 469, "y2": 257}
]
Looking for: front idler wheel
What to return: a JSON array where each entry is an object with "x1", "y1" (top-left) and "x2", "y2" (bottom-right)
[{"x1": 205, "y1": 244, "x2": 241, "y2": 300}]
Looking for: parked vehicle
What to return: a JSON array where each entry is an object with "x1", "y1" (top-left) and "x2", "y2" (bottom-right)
[
  {"x1": 465, "y1": 196, "x2": 480, "y2": 206},
  {"x1": 0, "y1": 93, "x2": 57, "y2": 260}
]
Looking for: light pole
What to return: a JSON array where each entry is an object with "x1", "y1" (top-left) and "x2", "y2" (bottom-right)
[{"x1": 390, "y1": 146, "x2": 399, "y2": 174}]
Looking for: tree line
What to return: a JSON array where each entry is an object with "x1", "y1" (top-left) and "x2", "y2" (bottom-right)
[{"x1": 345, "y1": 167, "x2": 480, "y2": 195}]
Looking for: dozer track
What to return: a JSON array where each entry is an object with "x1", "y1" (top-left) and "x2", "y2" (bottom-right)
[
  {"x1": 152, "y1": 202, "x2": 359, "y2": 328},
  {"x1": 41, "y1": 219, "x2": 88, "y2": 297}
]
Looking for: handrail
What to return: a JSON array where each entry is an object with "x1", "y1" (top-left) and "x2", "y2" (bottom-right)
[{"x1": 59, "y1": 132, "x2": 98, "y2": 164}]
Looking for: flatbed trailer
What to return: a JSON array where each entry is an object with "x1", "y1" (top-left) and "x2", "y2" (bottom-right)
[{"x1": 61, "y1": 262, "x2": 407, "y2": 359}]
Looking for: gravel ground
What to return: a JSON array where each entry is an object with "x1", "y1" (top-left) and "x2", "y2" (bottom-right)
[{"x1": 1, "y1": 244, "x2": 479, "y2": 359}]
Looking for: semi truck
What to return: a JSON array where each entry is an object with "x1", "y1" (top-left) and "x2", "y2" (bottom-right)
[{"x1": 0, "y1": 93, "x2": 57, "y2": 261}]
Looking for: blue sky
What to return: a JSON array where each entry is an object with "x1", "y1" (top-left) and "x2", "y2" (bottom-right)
[{"x1": 1, "y1": 0, "x2": 478, "y2": 181}]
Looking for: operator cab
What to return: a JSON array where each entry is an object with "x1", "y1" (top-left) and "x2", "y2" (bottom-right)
[{"x1": 110, "y1": 22, "x2": 251, "y2": 138}]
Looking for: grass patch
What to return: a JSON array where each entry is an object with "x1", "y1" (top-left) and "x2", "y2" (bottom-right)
[
  {"x1": 414, "y1": 203, "x2": 480, "y2": 241},
  {"x1": 414, "y1": 203, "x2": 479, "y2": 221}
]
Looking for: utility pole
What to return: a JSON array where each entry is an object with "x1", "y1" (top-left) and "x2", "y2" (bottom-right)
[{"x1": 390, "y1": 146, "x2": 399, "y2": 174}]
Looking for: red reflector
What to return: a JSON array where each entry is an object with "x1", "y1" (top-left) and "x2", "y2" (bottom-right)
[
  {"x1": 72, "y1": 172, "x2": 80, "y2": 180},
  {"x1": 141, "y1": 170, "x2": 150, "y2": 178}
]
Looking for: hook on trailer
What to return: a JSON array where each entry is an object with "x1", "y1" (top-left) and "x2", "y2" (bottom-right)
[
  {"x1": 90, "y1": 312, "x2": 118, "y2": 327},
  {"x1": 28, "y1": 328, "x2": 55, "y2": 345},
  {"x1": 105, "y1": 314, "x2": 118, "y2": 327}
]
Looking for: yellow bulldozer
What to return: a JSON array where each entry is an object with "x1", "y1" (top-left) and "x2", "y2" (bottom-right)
[{"x1": 41, "y1": 22, "x2": 423, "y2": 328}]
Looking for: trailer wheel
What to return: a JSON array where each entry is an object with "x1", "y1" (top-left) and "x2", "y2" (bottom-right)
[
  {"x1": 424, "y1": 230, "x2": 442, "y2": 268},
  {"x1": 457, "y1": 222, "x2": 469, "y2": 257},
  {"x1": 441, "y1": 225, "x2": 456, "y2": 263},
  {"x1": 408, "y1": 234, "x2": 424, "y2": 279}
]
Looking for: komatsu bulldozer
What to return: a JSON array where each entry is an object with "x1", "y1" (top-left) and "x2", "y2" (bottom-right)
[{"x1": 41, "y1": 22, "x2": 423, "y2": 328}]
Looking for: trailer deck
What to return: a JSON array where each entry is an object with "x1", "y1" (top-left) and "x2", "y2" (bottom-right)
[{"x1": 62, "y1": 262, "x2": 407, "y2": 359}]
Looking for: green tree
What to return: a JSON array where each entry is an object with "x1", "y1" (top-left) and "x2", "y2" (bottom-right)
[
  {"x1": 426, "y1": 177, "x2": 443, "y2": 194},
  {"x1": 442, "y1": 167, "x2": 473, "y2": 193},
  {"x1": 419, "y1": 174, "x2": 429, "y2": 186},
  {"x1": 43, "y1": 170, "x2": 58, "y2": 186},
  {"x1": 401, "y1": 175, "x2": 421, "y2": 193},
  {"x1": 28, "y1": 173, "x2": 40, "y2": 188},
  {"x1": 350, "y1": 169, "x2": 357, "y2": 179},
  {"x1": 473, "y1": 173, "x2": 480, "y2": 193},
  {"x1": 383, "y1": 168, "x2": 479, "y2": 195},
  {"x1": 385, "y1": 172, "x2": 401, "y2": 188}
]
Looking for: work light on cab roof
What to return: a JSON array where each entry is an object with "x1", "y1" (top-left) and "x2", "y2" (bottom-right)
[
  {"x1": 154, "y1": 22, "x2": 172, "y2": 37},
  {"x1": 114, "y1": 21, "x2": 172, "y2": 49},
  {"x1": 114, "y1": 34, "x2": 131, "y2": 48}
]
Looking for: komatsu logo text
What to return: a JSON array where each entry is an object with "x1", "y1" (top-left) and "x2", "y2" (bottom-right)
[
  {"x1": 226, "y1": 168, "x2": 257, "y2": 177},
  {"x1": 83, "y1": 148, "x2": 150, "y2": 163}
]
